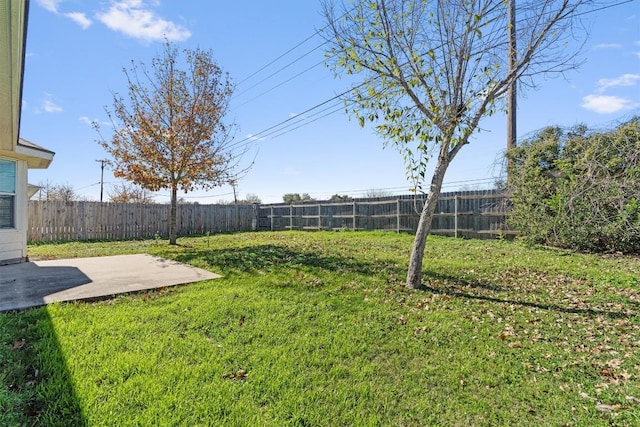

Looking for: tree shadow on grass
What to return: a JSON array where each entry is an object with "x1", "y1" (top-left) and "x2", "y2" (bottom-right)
[
  {"x1": 421, "y1": 270, "x2": 635, "y2": 320},
  {"x1": 174, "y1": 244, "x2": 400, "y2": 278},
  {"x1": 0, "y1": 307, "x2": 86, "y2": 426},
  {"x1": 174, "y1": 242, "x2": 636, "y2": 320}
]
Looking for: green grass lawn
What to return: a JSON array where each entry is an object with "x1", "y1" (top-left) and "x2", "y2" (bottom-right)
[{"x1": 2, "y1": 231, "x2": 639, "y2": 426}]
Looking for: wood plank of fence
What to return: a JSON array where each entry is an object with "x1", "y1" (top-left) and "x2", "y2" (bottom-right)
[
  {"x1": 28, "y1": 201, "x2": 259, "y2": 242},
  {"x1": 259, "y1": 190, "x2": 513, "y2": 238}
]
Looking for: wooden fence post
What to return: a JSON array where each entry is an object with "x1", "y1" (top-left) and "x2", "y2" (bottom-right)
[
  {"x1": 289, "y1": 205, "x2": 293, "y2": 230},
  {"x1": 352, "y1": 201, "x2": 357, "y2": 231},
  {"x1": 270, "y1": 206, "x2": 274, "y2": 231},
  {"x1": 454, "y1": 195, "x2": 458, "y2": 238},
  {"x1": 252, "y1": 204, "x2": 258, "y2": 231},
  {"x1": 78, "y1": 201, "x2": 86, "y2": 241}
]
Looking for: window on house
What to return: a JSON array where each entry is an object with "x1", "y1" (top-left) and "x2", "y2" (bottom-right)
[{"x1": 0, "y1": 159, "x2": 17, "y2": 229}]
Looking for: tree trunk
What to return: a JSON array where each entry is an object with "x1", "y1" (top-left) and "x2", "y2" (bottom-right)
[
  {"x1": 169, "y1": 185, "x2": 178, "y2": 245},
  {"x1": 406, "y1": 154, "x2": 451, "y2": 289}
]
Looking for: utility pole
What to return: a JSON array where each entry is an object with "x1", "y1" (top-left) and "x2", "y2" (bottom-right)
[
  {"x1": 507, "y1": 0, "x2": 517, "y2": 176},
  {"x1": 96, "y1": 159, "x2": 108, "y2": 202},
  {"x1": 229, "y1": 179, "x2": 239, "y2": 230},
  {"x1": 230, "y1": 179, "x2": 238, "y2": 204}
]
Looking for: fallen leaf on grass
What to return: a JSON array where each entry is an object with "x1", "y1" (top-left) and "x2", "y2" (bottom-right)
[
  {"x1": 595, "y1": 403, "x2": 619, "y2": 412},
  {"x1": 626, "y1": 395, "x2": 640, "y2": 404},
  {"x1": 598, "y1": 366, "x2": 630, "y2": 383},
  {"x1": 620, "y1": 370, "x2": 632, "y2": 380},
  {"x1": 508, "y1": 341, "x2": 522, "y2": 349},
  {"x1": 499, "y1": 325, "x2": 515, "y2": 340},
  {"x1": 413, "y1": 325, "x2": 429, "y2": 336},
  {"x1": 12, "y1": 339, "x2": 26, "y2": 350},
  {"x1": 600, "y1": 368, "x2": 614, "y2": 378},
  {"x1": 222, "y1": 368, "x2": 248, "y2": 381},
  {"x1": 606, "y1": 358, "x2": 625, "y2": 369}
]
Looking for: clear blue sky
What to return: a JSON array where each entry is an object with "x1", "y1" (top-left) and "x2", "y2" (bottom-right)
[{"x1": 20, "y1": 0, "x2": 640, "y2": 204}]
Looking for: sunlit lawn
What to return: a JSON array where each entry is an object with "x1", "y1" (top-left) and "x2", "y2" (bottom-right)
[{"x1": 1, "y1": 231, "x2": 639, "y2": 426}]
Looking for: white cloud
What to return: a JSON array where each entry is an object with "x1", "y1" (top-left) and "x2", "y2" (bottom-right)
[
  {"x1": 581, "y1": 95, "x2": 638, "y2": 114},
  {"x1": 246, "y1": 134, "x2": 265, "y2": 142},
  {"x1": 36, "y1": 0, "x2": 61, "y2": 12},
  {"x1": 42, "y1": 99, "x2": 63, "y2": 113},
  {"x1": 597, "y1": 73, "x2": 640, "y2": 92},
  {"x1": 37, "y1": 0, "x2": 93, "y2": 29},
  {"x1": 593, "y1": 43, "x2": 622, "y2": 49},
  {"x1": 96, "y1": 1, "x2": 191, "y2": 43},
  {"x1": 79, "y1": 116, "x2": 111, "y2": 127},
  {"x1": 64, "y1": 12, "x2": 92, "y2": 29}
]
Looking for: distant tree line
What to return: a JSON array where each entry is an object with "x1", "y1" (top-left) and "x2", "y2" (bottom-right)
[
  {"x1": 281, "y1": 189, "x2": 394, "y2": 203},
  {"x1": 282, "y1": 193, "x2": 315, "y2": 204},
  {"x1": 34, "y1": 182, "x2": 80, "y2": 202},
  {"x1": 108, "y1": 182, "x2": 154, "y2": 204}
]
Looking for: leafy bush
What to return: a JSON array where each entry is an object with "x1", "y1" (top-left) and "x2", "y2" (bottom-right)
[{"x1": 507, "y1": 118, "x2": 640, "y2": 253}]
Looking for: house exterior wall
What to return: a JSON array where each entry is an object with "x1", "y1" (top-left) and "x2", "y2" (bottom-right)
[
  {"x1": 0, "y1": 0, "x2": 53, "y2": 264},
  {"x1": 0, "y1": 156, "x2": 27, "y2": 264}
]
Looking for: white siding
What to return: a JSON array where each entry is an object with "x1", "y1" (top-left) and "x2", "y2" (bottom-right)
[{"x1": 0, "y1": 158, "x2": 26, "y2": 263}]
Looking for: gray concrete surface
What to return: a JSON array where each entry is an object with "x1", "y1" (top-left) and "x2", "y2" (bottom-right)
[{"x1": 0, "y1": 254, "x2": 220, "y2": 312}]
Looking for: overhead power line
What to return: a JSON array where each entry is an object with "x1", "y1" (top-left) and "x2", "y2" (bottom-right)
[
  {"x1": 575, "y1": 0, "x2": 634, "y2": 16},
  {"x1": 234, "y1": 42, "x2": 329, "y2": 99},
  {"x1": 232, "y1": 58, "x2": 328, "y2": 110},
  {"x1": 236, "y1": 33, "x2": 322, "y2": 86},
  {"x1": 235, "y1": 5, "x2": 357, "y2": 88},
  {"x1": 229, "y1": 78, "x2": 371, "y2": 150},
  {"x1": 268, "y1": 104, "x2": 347, "y2": 140}
]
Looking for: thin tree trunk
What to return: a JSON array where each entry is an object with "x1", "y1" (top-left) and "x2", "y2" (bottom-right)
[
  {"x1": 406, "y1": 154, "x2": 451, "y2": 289},
  {"x1": 169, "y1": 185, "x2": 178, "y2": 245}
]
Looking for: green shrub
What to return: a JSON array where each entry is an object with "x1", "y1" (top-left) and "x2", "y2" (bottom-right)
[{"x1": 507, "y1": 118, "x2": 640, "y2": 253}]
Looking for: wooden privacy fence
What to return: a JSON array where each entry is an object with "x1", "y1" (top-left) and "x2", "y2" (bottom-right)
[
  {"x1": 28, "y1": 201, "x2": 258, "y2": 242},
  {"x1": 27, "y1": 190, "x2": 513, "y2": 242},
  {"x1": 259, "y1": 190, "x2": 514, "y2": 239}
]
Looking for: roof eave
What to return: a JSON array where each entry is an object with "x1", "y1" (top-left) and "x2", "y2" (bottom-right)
[{"x1": 14, "y1": 142, "x2": 54, "y2": 168}]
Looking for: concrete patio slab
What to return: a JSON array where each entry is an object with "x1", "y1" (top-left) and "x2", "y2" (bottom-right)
[{"x1": 0, "y1": 254, "x2": 220, "y2": 312}]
